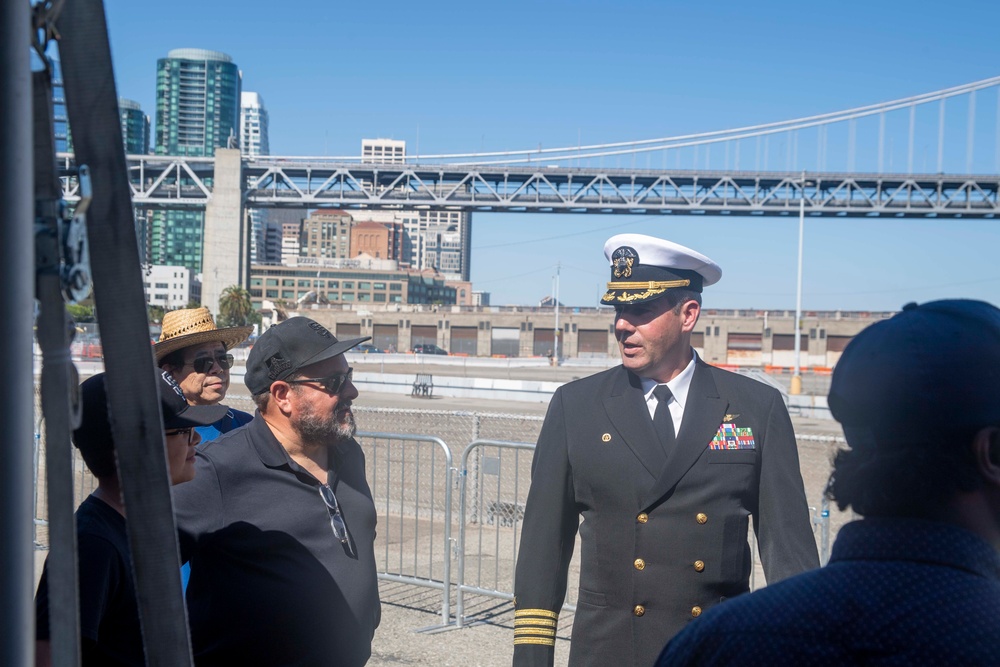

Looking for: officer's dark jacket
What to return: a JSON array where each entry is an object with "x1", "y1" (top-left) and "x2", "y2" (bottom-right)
[{"x1": 513, "y1": 359, "x2": 819, "y2": 667}]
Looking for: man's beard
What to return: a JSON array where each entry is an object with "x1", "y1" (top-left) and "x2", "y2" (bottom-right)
[{"x1": 293, "y1": 401, "x2": 357, "y2": 444}]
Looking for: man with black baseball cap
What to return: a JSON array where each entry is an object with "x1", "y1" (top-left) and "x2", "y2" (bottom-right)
[
  {"x1": 173, "y1": 317, "x2": 380, "y2": 667},
  {"x1": 657, "y1": 299, "x2": 1000, "y2": 666},
  {"x1": 35, "y1": 370, "x2": 225, "y2": 666},
  {"x1": 514, "y1": 234, "x2": 818, "y2": 667}
]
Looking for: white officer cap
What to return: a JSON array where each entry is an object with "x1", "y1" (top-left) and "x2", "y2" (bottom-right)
[{"x1": 600, "y1": 233, "x2": 722, "y2": 305}]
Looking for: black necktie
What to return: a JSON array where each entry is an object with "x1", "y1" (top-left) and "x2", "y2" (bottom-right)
[{"x1": 653, "y1": 385, "x2": 676, "y2": 458}]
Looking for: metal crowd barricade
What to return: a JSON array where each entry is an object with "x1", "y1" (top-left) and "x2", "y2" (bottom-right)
[
  {"x1": 455, "y1": 439, "x2": 581, "y2": 628},
  {"x1": 356, "y1": 430, "x2": 455, "y2": 630}
]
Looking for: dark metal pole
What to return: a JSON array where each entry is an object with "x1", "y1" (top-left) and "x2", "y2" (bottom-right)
[{"x1": 0, "y1": 0, "x2": 38, "y2": 665}]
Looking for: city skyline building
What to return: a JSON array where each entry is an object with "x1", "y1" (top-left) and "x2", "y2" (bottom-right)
[
  {"x1": 350, "y1": 220, "x2": 405, "y2": 262},
  {"x1": 239, "y1": 91, "x2": 270, "y2": 157},
  {"x1": 239, "y1": 91, "x2": 270, "y2": 263},
  {"x1": 50, "y1": 56, "x2": 69, "y2": 153},
  {"x1": 151, "y1": 48, "x2": 242, "y2": 273},
  {"x1": 143, "y1": 265, "x2": 191, "y2": 309},
  {"x1": 118, "y1": 97, "x2": 151, "y2": 267},
  {"x1": 361, "y1": 138, "x2": 405, "y2": 164},
  {"x1": 358, "y1": 138, "x2": 472, "y2": 281},
  {"x1": 118, "y1": 98, "x2": 150, "y2": 155},
  {"x1": 300, "y1": 210, "x2": 353, "y2": 260}
]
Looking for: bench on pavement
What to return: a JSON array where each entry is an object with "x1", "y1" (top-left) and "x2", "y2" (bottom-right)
[{"x1": 411, "y1": 374, "x2": 434, "y2": 397}]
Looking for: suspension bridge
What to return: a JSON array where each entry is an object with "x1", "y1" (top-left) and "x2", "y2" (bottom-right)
[{"x1": 60, "y1": 76, "x2": 1000, "y2": 217}]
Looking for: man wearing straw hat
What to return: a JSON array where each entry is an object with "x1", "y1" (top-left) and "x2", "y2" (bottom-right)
[{"x1": 155, "y1": 306, "x2": 253, "y2": 441}]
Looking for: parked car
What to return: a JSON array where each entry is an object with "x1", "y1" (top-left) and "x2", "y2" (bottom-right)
[
  {"x1": 412, "y1": 344, "x2": 448, "y2": 355},
  {"x1": 355, "y1": 343, "x2": 384, "y2": 354}
]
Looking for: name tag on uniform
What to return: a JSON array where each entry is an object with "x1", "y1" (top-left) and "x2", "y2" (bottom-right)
[{"x1": 709, "y1": 423, "x2": 756, "y2": 450}]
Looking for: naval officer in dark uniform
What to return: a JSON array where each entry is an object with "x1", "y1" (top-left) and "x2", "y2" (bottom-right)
[{"x1": 512, "y1": 234, "x2": 819, "y2": 667}]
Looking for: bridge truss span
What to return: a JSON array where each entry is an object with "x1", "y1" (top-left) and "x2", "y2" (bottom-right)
[
  {"x1": 245, "y1": 164, "x2": 998, "y2": 218},
  {"x1": 59, "y1": 155, "x2": 1000, "y2": 218}
]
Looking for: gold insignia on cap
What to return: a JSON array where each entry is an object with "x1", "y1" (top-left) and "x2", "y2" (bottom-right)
[
  {"x1": 723, "y1": 414, "x2": 739, "y2": 422},
  {"x1": 603, "y1": 279, "x2": 692, "y2": 304},
  {"x1": 613, "y1": 255, "x2": 634, "y2": 279},
  {"x1": 610, "y1": 245, "x2": 640, "y2": 279}
]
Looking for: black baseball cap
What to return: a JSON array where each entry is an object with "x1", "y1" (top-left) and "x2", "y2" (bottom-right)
[
  {"x1": 244, "y1": 317, "x2": 369, "y2": 395},
  {"x1": 829, "y1": 299, "x2": 1000, "y2": 445}
]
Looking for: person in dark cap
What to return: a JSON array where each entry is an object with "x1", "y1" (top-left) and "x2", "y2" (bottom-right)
[
  {"x1": 34, "y1": 370, "x2": 227, "y2": 666},
  {"x1": 513, "y1": 233, "x2": 818, "y2": 667},
  {"x1": 172, "y1": 317, "x2": 380, "y2": 667},
  {"x1": 656, "y1": 299, "x2": 1000, "y2": 666}
]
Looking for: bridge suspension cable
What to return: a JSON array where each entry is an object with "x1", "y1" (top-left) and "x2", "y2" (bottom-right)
[{"x1": 402, "y1": 75, "x2": 1000, "y2": 166}]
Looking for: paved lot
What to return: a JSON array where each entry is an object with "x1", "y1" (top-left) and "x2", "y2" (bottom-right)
[
  {"x1": 38, "y1": 358, "x2": 844, "y2": 666},
  {"x1": 352, "y1": 362, "x2": 845, "y2": 667}
]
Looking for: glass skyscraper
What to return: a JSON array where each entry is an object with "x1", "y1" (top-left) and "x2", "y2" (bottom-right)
[
  {"x1": 240, "y1": 91, "x2": 270, "y2": 263},
  {"x1": 151, "y1": 49, "x2": 241, "y2": 273},
  {"x1": 119, "y1": 98, "x2": 150, "y2": 155}
]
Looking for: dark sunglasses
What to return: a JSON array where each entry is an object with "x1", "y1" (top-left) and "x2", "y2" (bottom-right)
[
  {"x1": 186, "y1": 353, "x2": 235, "y2": 374},
  {"x1": 286, "y1": 368, "x2": 354, "y2": 395}
]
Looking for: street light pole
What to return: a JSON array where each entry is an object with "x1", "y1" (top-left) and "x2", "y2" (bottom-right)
[
  {"x1": 553, "y1": 263, "x2": 561, "y2": 364},
  {"x1": 790, "y1": 172, "x2": 806, "y2": 395}
]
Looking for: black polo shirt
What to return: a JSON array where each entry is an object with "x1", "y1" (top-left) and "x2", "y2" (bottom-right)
[{"x1": 174, "y1": 413, "x2": 380, "y2": 667}]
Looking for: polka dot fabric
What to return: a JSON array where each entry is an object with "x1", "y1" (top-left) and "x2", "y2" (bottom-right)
[{"x1": 656, "y1": 518, "x2": 1000, "y2": 666}]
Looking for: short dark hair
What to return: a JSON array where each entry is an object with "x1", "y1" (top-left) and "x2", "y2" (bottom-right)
[
  {"x1": 662, "y1": 288, "x2": 702, "y2": 313},
  {"x1": 252, "y1": 392, "x2": 270, "y2": 411},
  {"x1": 826, "y1": 431, "x2": 983, "y2": 518},
  {"x1": 73, "y1": 375, "x2": 117, "y2": 479}
]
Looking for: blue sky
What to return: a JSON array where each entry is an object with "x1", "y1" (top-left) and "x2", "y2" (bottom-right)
[{"x1": 91, "y1": 0, "x2": 999, "y2": 310}]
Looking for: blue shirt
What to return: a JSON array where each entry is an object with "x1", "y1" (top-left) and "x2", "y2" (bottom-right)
[
  {"x1": 194, "y1": 408, "x2": 253, "y2": 443},
  {"x1": 657, "y1": 517, "x2": 1000, "y2": 666}
]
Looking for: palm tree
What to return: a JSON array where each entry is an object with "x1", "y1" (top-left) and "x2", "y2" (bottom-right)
[{"x1": 217, "y1": 285, "x2": 258, "y2": 327}]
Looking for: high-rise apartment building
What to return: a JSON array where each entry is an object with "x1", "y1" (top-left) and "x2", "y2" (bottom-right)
[
  {"x1": 151, "y1": 49, "x2": 242, "y2": 273},
  {"x1": 119, "y1": 98, "x2": 150, "y2": 155},
  {"x1": 154, "y1": 49, "x2": 241, "y2": 157},
  {"x1": 240, "y1": 92, "x2": 269, "y2": 157},
  {"x1": 239, "y1": 91, "x2": 270, "y2": 263},
  {"x1": 410, "y1": 209, "x2": 472, "y2": 281}
]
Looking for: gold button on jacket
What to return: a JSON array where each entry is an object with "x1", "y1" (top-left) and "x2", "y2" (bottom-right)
[
  {"x1": 696, "y1": 513, "x2": 708, "y2": 524},
  {"x1": 693, "y1": 560, "x2": 705, "y2": 572},
  {"x1": 633, "y1": 605, "x2": 645, "y2": 617},
  {"x1": 636, "y1": 513, "x2": 648, "y2": 524},
  {"x1": 634, "y1": 558, "x2": 645, "y2": 571},
  {"x1": 691, "y1": 606, "x2": 702, "y2": 618}
]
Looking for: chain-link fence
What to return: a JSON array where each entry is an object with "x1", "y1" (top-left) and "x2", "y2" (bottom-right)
[{"x1": 33, "y1": 383, "x2": 845, "y2": 632}]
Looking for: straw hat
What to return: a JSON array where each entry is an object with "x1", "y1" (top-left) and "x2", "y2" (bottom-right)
[{"x1": 154, "y1": 307, "x2": 253, "y2": 361}]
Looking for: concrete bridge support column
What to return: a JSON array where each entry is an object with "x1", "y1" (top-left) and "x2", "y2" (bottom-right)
[{"x1": 201, "y1": 148, "x2": 244, "y2": 316}]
